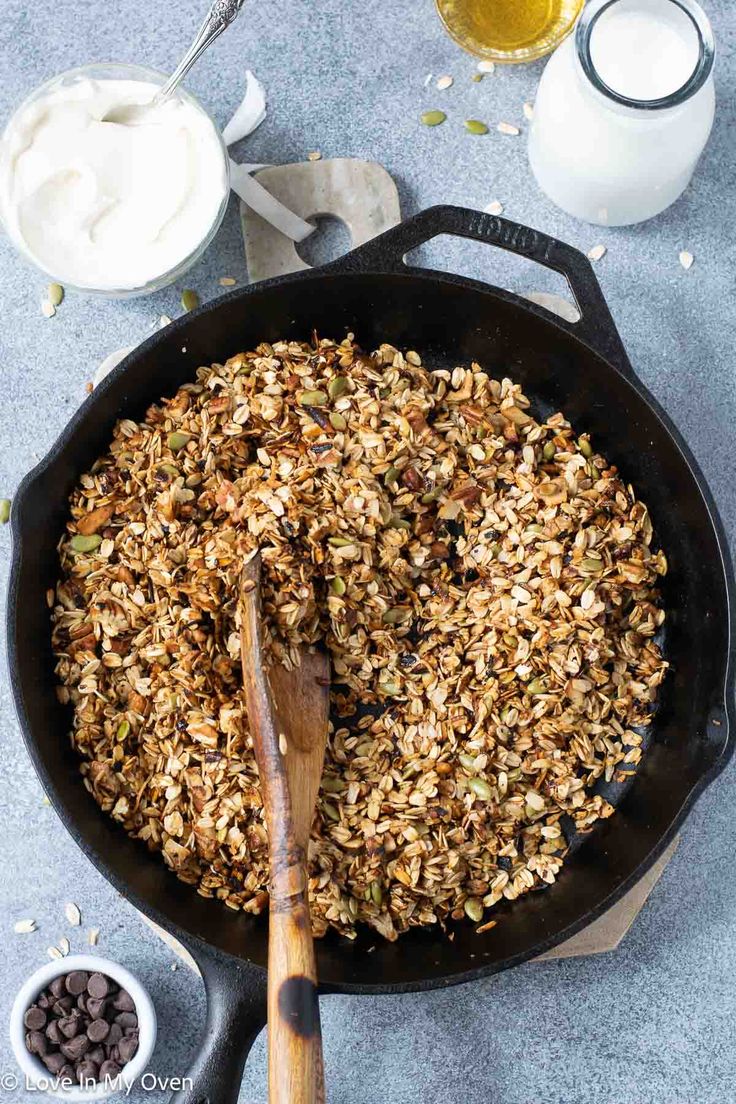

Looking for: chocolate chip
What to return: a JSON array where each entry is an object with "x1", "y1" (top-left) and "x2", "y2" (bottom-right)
[
  {"x1": 52, "y1": 996, "x2": 74, "y2": 1016},
  {"x1": 60, "y1": 1034, "x2": 89, "y2": 1061},
  {"x1": 115, "y1": 1012, "x2": 137, "y2": 1030},
  {"x1": 45, "y1": 1020, "x2": 63, "y2": 1045},
  {"x1": 24, "y1": 1006, "x2": 47, "y2": 1031},
  {"x1": 107, "y1": 1044, "x2": 120, "y2": 1063},
  {"x1": 37, "y1": 993, "x2": 52, "y2": 1010},
  {"x1": 58, "y1": 1014, "x2": 81, "y2": 1039},
  {"x1": 26, "y1": 1030, "x2": 47, "y2": 1056},
  {"x1": 87, "y1": 972, "x2": 109, "y2": 999},
  {"x1": 86, "y1": 996, "x2": 107, "y2": 1019},
  {"x1": 106, "y1": 1023, "x2": 123, "y2": 1046},
  {"x1": 65, "y1": 971, "x2": 89, "y2": 996},
  {"x1": 87, "y1": 1018, "x2": 110, "y2": 1043},
  {"x1": 58, "y1": 1064, "x2": 76, "y2": 1082},
  {"x1": 113, "y1": 989, "x2": 135, "y2": 1012},
  {"x1": 117, "y1": 1035, "x2": 138, "y2": 1063},
  {"x1": 76, "y1": 993, "x2": 88, "y2": 1013},
  {"x1": 77, "y1": 1060, "x2": 99, "y2": 1085},
  {"x1": 87, "y1": 1045, "x2": 106, "y2": 1065},
  {"x1": 99, "y1": 1060, "x2": 121, "y2": 1082},
  {"x1": 49, "y1": 976, "x2": 66, "y2": 998},
  {"x1": 42, "y1": 1052, "x2": 66, "y2": 1075}
]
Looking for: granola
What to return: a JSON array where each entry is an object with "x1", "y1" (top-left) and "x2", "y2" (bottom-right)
[{"x1": 52, "y1": 335, "x2": 667, "y2": 941}]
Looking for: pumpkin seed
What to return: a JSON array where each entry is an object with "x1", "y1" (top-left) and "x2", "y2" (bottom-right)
[
  {"x1": 370, "y1": 880, "x2": 383, "y2": 906},
  {"x1": 322, "y1": 776, "x2": 345, "y2": 793},
  {"x1": 387, "y1": 515, "x2": 411, "y2": 530},
  {"x1": 464, "y1": 119, "x2": 489, "y2": 135},
  {"x1": 328, "y1": 377, "x2": 349, "y2": 399},
  {"x1": 384, "y1": 466, "x2": 399, "y2": 486},
  {"x1": 527, "y1": 678, "x2": 546, "y2": 694},
  {"x1": 328, "y1": 536, "x2": 353, "y2": 547},
  {"x1": 578, "y1": 437, "x2": 593, "y2": 458},
  {"x1": 181, "y1": 289, "x2": 199, "y2": 312},
  {"x1": 421, "y1": 109, "x2": 447, "y2": 126},
  {"x1": 459, "y1": 752, "x2": 477, "y2": 770},
  {"x1": 168, "y1": 431, "x2": 191, "y2": 451},
  {"x1": 471, "y1": 73, "x2": 484, "y2": 83},
  {"x1": 330, "y1": 576, "x2": 346, "y2": 596},
  {"x1": 382, "y1": 607, "x2": 409, "y2": 624},
  {"x1": 329, "y1": 412, "x2": 347, "y2": 431},
  {"x1": 159, "y1": 463, "x2": 180, "y2": 477},
  {"x1": 48, "y1": 282, "x2": 64, "y2": 307},
  {"x1": 464, "y1": 897, "x2": 484, "y2": 922},
  {"x1": 468, "y1": 777, "x2": 492, "y2": 800},
  {"x1": 379, "y1": 679, "x2": 400, "y2": 696},
  {"x1": 298, "y1": 389, "x2": 328, "y2": 407},
  {"x1": 70, "y1": 534, "x2": 102, "y2": 553},
  {"x1": 543, "y1": 441, "x2": 556, "y2": 460},
  {"x1": 0, "y1": 498, "x2": 10, "y2": 524},
  {"x1": 116, "y1": 720, "x2": 130, "y2": 742},
  {"x1": 421, "y1": 488, "x2": 441, "y2": 504},
  {"x1": 322, "y1": 802, "x2": 340, "y2": 822},
  {"x1": 580, "y1": 557, "x2": 603, "y2": 572}
]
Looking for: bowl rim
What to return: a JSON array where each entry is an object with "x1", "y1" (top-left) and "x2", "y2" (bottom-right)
[
  {"x1": 9, "y1": 953, "x2": 157, "y2": 1101},
  {"x1": 0, "y1": 61, "x2": 230, "y2": 298}
]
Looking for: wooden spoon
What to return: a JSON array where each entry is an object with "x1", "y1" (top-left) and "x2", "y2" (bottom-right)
[{"x1": 239, "y1": 551, "x2": 328, "y2": 1104}]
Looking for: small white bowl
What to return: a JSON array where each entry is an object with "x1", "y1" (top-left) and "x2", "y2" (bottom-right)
[{"x1": 10, "y1": 954, "x2": 157, "y2": 1101}]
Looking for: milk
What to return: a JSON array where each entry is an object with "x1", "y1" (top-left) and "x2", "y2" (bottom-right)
[{"x1": 528, "y1": 0, "x2": 715, "y2": 226}]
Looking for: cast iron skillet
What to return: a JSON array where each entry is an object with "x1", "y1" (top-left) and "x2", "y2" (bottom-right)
[{"x1": 8, "y1": 207, "x2": 735, "y2": 1104}]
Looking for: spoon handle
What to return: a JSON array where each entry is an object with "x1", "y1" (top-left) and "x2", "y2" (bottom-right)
[{"x1": 160, "y1": 0, "x2": 247, "y2": 100}]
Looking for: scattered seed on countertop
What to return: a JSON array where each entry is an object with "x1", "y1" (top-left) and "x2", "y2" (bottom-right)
[
  {"x1": 477, "y1": 60, "x2": 495, "y2": 73},
  {"x1": 421, "y1": 109, "x2": 447, "y2": 126},
  {"x1": 47, "y1": 282, "x2": 64, "y2": 307},
  {"x1": 523, "y1": 102, "x2": 534, "y2": 120},
  {"x1": 471, "y1": 73, "x2": 484, "y2": 82},
  {"x1": 465, "y1": 119, "x2": 489, "y2": 134},
  {"x1": 219, "y1": 277, "x2": 237, "y2": 287},
  {"x1": 158, "y1": 314, "x2": 172, "y2": 328},
  {"x1": 41, "y1": 300, "x2": 56, "y2": 318},
  {"x1": 484, "y1": 201, "x2": 504, "y2": 215},
  {"x1": 423, "y1": 72, "x2": 433, "y2": 86},
  {"x1": 88, "y1": 928, "x2": 100, "y2": 947},
  {"x1": 65, "y1": 903, "x2": 81, "y2": 927},
  {"x1": 497, "y1": 122, "x2": 520, "y2": 135},
  {"x1": 588, "y1": 244, "x2": 607, "y2": 261},
  {"x1": 0, "y1": 498, "x2": 10, "y2": 524},
  {"x1": 181, "y1": 289, "x2": 199, "y2": 312},
  {"x1": 14, "y1": 919, "x2": 37, "y2": 934},
  {"x1": 58, "y1": 937, "x2": 70, "y2": 956},
  {"x1": 436, "y1": 75, "x2": 453, "y2": 90},
  {"x1": 679, "y1": 250, "x2": 694, "y2": 270},
  {"x1": 47, "y1": 947, "x2": 63, "y2": 961},
  {"x1": 307, "y1": 150, "x2": 322, "y2": 161}
]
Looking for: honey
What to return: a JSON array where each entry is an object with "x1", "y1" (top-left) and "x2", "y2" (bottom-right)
[{"x1": 436, "y1": 0, "x2": 585, "y2": 63}]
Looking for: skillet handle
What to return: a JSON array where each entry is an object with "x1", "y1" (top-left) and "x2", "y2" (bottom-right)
[
  {"x1": 334, "y1": 204, "x2": 635, "y2": 382},
  {"x1": 170, "y1": 942, "x2": 267, "y2": 1104}
]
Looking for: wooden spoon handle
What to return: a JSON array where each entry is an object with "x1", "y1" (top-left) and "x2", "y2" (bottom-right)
[{"x1": 268, "y1": 874, "x2": 325, "y2": 1104}]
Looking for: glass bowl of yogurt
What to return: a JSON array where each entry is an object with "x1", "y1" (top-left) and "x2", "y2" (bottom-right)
[{"x1": 0, "y1": 63, "x2": 230, "y2": 296}]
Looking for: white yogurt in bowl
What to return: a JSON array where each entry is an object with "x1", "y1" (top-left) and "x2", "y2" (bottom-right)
[{"x1": 0, "y1": 64, "x2": 229, "y2": 295}]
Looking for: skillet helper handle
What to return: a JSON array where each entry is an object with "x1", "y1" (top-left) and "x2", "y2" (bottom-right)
[
  {"x1": 170, "y1": 949, "x2": 267, "y2": 1104},
  {"x1": 336, "y1": 204, "x2": 635, "y2": 381},
  {"x1": 268, "y1": 873, "x2": 325, "y2": 1104}
]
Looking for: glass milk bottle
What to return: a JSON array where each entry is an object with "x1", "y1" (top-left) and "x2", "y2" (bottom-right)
[{"x1": 528, "y1": 0, "x2": 715, "y2": 226}]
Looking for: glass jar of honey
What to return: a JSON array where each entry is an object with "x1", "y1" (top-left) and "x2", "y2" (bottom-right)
[{"x1": 436, "y1": 0, "x2": 585, "y2": 63}]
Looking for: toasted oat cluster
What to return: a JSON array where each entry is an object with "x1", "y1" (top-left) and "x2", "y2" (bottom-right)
[{"x1": 52, "y1": 336, "x2": 667, "y2": 941}]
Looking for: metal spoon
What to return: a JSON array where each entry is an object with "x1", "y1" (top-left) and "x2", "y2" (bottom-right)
[{"x1": 104, "y1": 0, "x2": 247, "y2": 125}]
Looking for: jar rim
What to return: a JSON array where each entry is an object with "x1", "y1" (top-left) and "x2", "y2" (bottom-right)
[{"x1": 575, "y1": 0, "x2": 715, "y2": 111}]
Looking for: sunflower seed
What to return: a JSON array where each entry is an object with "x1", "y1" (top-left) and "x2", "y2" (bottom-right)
[
  {"x1": 588, "y1": 244, "x2": 607, "y2": 261},
  {"x1": 14, "y1": 919, "x2": 37, "y2": 934},
  {"x1": 47, "y1": 946, "x2": 63, "y2": 961},
  {"x1": 308, "y1": 151, "x2": 322, "y2": 161},
  {"x1": 41, "y1": 300, "x2": 56, "y2": 318},
  {"x1": 58, "y1": 936, "x2": 70, "y2": 956},
  {"x1": 219, "y1": 277, "x2": 237, "y2": 287},
  {"x1": 65, "y1": 902, "x2": 81, "y2": 927},
  {"x1": 477, "y1": 60, "x2": 495, "y2": 73},
  {"x1": 436, "y1": 75, "x2": 453, "y2": 90},
  {"x1": 484, "y1": 200, "x2": 503, "y2": 215},
  {"x1": 679, "y1": 250, "x2": 694, "y2": 270},
  {"x1": 88, "y1": 928, "x2": 100, "y2": 947},
  {"x1": 497, "y1": 122, "x2": 520, "y2": 135},
  {"x1": 523, "y1": 102, "x2": 534, "y2": 120}
]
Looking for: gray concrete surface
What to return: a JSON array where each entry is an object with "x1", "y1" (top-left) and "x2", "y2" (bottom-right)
[{"x1": 0, "y1": 1, "x2": 734, "y2": 1101}]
